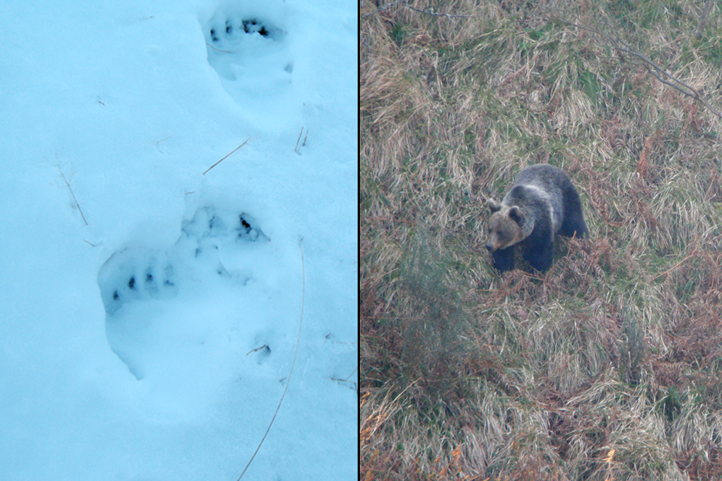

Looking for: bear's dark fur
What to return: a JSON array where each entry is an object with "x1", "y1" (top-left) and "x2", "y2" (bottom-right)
[{"x1": 485, "y1": 164, "x2": 587, "y2": 272}]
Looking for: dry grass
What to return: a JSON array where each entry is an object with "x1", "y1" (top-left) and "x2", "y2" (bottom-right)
[{"x1": 361, "y1": 0, "x2": 722, "y2": 479}]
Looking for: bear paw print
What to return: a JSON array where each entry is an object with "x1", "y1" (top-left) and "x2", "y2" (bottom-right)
[
  {"x1": 98, "y1": 249, "x2": 178, "y2": 316},
  {"x1": 201, "y1": 3, "x2": 295, "y2": 128},
  {"x1": 98, "y1": 205, "x2": 270, "y2": 380}
]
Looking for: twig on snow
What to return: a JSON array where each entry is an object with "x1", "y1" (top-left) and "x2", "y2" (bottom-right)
[
  {"x1": 236, "y1": 237, "x2": 306, "y2": 480},
  {"x1": 48, "y1": 159, "x2": 88, "y2": 226},
  {"x1": 294, "y1": 127, "x2": 304, "y2": 153},
  {"x1": 294, "y1": 127, "x2": 309, "y2": 154},
  {"x1": 202, "y1": 137, "x2": 254, "y2": 175},
  {"x1": 205, "y1": 42, "x2": 235, "y2": 54}
]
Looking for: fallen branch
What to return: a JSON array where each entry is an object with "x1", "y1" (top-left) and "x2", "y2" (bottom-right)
[
  {"x1": 694, "y1": 0, "x2": 714, "y2": 39},
  {"x1": 548, "y1": 11, "x2": 722, "y2": 119},
  {"x1": 362, "y1": 0, "x2": 405, "y2": 18}
]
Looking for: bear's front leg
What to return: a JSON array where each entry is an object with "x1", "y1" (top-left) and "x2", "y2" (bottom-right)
[
  {"x1": 525, "y1": 242, "x2": 554, "y2": 272},
  {"x1": 492, "y1": 247, "x2": 515, "y2": 272}
]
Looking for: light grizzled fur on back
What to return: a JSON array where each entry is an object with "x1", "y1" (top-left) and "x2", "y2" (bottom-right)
[{"x1": 502, "y1": 166, "x2": 567, "y2": 232}]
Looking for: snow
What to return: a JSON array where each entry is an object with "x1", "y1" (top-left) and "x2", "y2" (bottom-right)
[{"x1": 0, "y1": 0, "x2": 357, "y2": 479}]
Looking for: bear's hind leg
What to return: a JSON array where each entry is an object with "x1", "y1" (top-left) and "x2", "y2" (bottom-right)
[
  {"x1": 560, "y1": 209, "x2": 588, "y2": 239},
  {"x1": 560, "y1": 190, "x2": 588, "y2": 238}
]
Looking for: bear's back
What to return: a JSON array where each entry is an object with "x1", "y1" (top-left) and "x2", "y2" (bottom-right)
[{"x1": 503, "y1": 166, "x2": 567, "y2": 232}]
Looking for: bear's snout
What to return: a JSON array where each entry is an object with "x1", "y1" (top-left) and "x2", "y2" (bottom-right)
[{"x1": 485, "y1": 243, "x2": 493, "y2": 252}]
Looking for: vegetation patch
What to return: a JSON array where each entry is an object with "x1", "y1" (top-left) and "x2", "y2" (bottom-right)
[{"x1": 361, "y1": 0, "x2": 722, "y2": 479}]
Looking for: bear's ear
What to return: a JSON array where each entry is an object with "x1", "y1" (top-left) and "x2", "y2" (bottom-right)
[
  {"x1": 487, "y1": 199, "x2": 501, "y2": 213},
  {"x1": 508, "y1": 206, "x2": 524, "y2": 225}
]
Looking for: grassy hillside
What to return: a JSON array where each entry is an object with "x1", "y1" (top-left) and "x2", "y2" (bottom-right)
[{"x1": 360, "y1": 0, "x2": 722, "y2": 479}]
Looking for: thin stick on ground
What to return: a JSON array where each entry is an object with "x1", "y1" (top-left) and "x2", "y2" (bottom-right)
[
  {"x1": 203, "y1": 137, "x2": 254, "y2": 175},
  {"x1": 650, "y1": 250, "x2": 699, "y2": 282},
  {"x1": 344, "y1": 366, "x2": 357, "y2": 381},
  {"x1": 205, "y1": 42, "x2": 235, "y2": 54},
  {"x1": 294, "y1": 127, "x2": 304, "y2": 153},
  {"x1": 52, "y1": 162, "x2": 88, "y2": 226},
  {"x1": 237, "y1": 237, "x2": 305, "y2": 481},
  {"x1": 331, "y1": 367, "x2": 359, "y2": 389},
  {"x1": 246, "y1": 344, "x2": 269, "y2": 355}
]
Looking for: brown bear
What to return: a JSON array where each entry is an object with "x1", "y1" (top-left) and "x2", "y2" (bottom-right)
[{"x1": 485, "y1": 164, "x2": 587, "y2": 272}]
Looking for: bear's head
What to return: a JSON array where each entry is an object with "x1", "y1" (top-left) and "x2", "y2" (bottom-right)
[{"x1": 485, "y1": 200, "x2": 528, "y2": 252}]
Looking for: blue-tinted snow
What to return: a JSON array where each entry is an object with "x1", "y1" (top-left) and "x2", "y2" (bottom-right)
[{"x1": 0, "y1": 0, "x2": 357, "y2": 479}]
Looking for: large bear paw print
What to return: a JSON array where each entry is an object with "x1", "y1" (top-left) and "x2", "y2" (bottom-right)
[
  {"x1": 203, "y1": 5, "x2": 290, "y2": 84},
  {"x1": 201, "y1": 2, "x2": 294, "y2": 126},
  {"x1": 97, "y1": 205, "x2": 270, "y2": 380}
]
